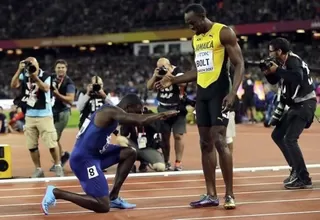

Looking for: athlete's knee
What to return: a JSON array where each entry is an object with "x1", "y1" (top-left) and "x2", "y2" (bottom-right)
[
  {"x1": 215, "y1": 132, "x2": 229, "y2": 154},
  {"x1": 150, "y1": 162, "x2": 166, "y2": 172},
  {"x1": 121, "y1": 146, "x2": 137, "y2": 160},
  {"x1": 95, "y1": 197, "x2": 110, "y2": 213},
  {"x1": 198, "y1": 127, "x2": 213, "y2": 152}
]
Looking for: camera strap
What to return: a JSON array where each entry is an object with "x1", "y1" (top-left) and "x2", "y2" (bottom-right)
[{"x1": 57, "y1": 76, "x2": 65, "y2": 89}]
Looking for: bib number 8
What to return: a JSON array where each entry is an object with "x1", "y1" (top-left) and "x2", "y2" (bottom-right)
[{"x1": 87, "y1": 165, "x2": 99, "y2": 179}]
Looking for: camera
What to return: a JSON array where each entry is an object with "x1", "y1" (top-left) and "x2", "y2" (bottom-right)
[
  {"x1": 51, "y1": 74, "x2": 60, "y2": 88},
  {"x1": 22, "y1": 60, "x2": 37, "y2": 73},
  {"x1": 269, "y1": 102, "x2": 285, "y2": 126},
  {"x1": 158, "y1": 66, "x2": 168, "y2": 76},
  {"x1": 92, "y1": 83, "x2": 101, "y2": 92},
  {"x1": 259, "y1": 57, "x2": 276, "y2": 72}
]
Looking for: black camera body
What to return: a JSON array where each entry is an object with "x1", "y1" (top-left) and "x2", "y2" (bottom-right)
[
  {"x1": 92, "y1": 83, "x2": 101, "y2": 92},
  {"x1": 259, "y1": 57, "x2": 276, "y2": 72},
  {"x1": 23, "y1": 60, "x2": 37, "y2": 73},
  {"x1": 51, "y1": 74, "x2": 60, "y2": 88},
  {"x1": 158, "y1": 66, "x2": 168, "y2": 76}
]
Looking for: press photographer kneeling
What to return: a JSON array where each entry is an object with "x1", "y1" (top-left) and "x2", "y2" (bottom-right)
[
  {"x1": 117, "y1": 106, "x2": 165, "y2": 172},
  {"x1": 262, "y1": 37, "x2": 316, "y2": 189}
]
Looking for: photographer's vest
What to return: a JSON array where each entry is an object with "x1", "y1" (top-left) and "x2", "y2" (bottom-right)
[
  {"x1": 192, "y1": 22, "x2": 230, "y2": 99},
  {"x1": 157, "y1": 66, "x2": 183, "y2": 105},
  {"x1": 279, "y1": 52, "x2": 316, "y2": 106},
  {"x1": 20, "y1": 71, "x2": 49, "y2": 110},
  {"x1": 78, "y1": 93, "x2": 105, "y2": 128},
  {"x1": 52, "y1": 75, "x2": 74, "y2": 114}
]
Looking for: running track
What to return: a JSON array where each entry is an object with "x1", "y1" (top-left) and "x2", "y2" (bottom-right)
[{"x1": 1, "y1": 123, "x2": 320, "y2": 219}]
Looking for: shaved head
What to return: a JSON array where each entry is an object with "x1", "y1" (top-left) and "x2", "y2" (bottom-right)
[
  {"x1": 156, "y1": 57, "x2": 171, "y2": 68},
  {"x1": 25, "y1": 57, "x2": 39, "y2": 70}
]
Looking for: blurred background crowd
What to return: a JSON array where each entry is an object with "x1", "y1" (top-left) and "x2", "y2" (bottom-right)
[{"x1": 0, "y1": 0, "x2": 320, "y2": 130}]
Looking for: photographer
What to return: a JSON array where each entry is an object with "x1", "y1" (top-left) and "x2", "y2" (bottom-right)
[
  {"x1": 49, "y1": 59, "x2": 75, "y2": 172},
  {"x1": 147, "y1": 57, "x2": 187, "y2": 171},
  {"x1": 118, "y1": 107, "x2": 165, "y2": 172},
  {"x1": 10, "y1": 57, "x2": 63, "y2": 178},
  {"x1": 262, "y1": 38, "x2": 316, "y2": 189},
  {"x1": 77, "y1": 75, "x2": 113, "y2": 128}
]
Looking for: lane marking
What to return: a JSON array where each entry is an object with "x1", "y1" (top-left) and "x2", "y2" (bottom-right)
[
  {"x1": 1, "y1": 197, "x2": 320, "y2": 218},
  {"x1": 3, "y1": 172, "x2": 320, "y2": 192},
  {"x1": 2, "y1": 164, "x2": 320, "y2": 184},
  {"x1": 2, "y1": 180, "x2": 319, "y2": 199},
  {"x1": 173, "y1": 210, "x2": 320, "y2": 220},
  {"x1": 0, "y1": 187, "x2": 319, "y2": 206}
]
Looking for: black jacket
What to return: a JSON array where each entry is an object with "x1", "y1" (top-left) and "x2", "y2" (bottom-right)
[{"x1": 265, "y1": 52, "x2": 315, "y2": 106}]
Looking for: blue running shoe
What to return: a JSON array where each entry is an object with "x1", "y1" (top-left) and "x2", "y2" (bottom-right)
[
  {"x1": 110, "y1": 197, "x2": 136, "y2": 209},
  {"x1": 41, "y1": 185, "x2": 57, "y2": 215}
]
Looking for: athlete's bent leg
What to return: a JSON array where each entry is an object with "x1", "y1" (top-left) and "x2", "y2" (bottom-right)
[
  {"x1": 41, "y1": 146, "x2": 136, "y2": 215},
  {"x1": 109, "y1": 147, "x2": 137, "y2": 201},
  {"x1": 42, "y1": 156, "x2": 111, "y2": 215}
]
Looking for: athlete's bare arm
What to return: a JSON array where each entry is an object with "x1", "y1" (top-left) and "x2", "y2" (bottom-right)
[
  {"x1": 220, "y1": 27, "x2": 244, "y2": 94},
  {"x1": 171, "y1": 45, "x2": 197, "y2": 85},
  {"x1": 94, "y1": 106, "x2": 178, "y2": 127}
]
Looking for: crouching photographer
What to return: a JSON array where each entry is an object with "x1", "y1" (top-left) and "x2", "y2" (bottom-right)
[
  {"x1": 76, "y1": 76, "x2": 113, "y2": 128},
  {"x1": 147, "y1": 57, "x2": 190, "y2": 171},
  {"x1": 117, "y1": 106, "x2": 166, "y2": 172},
  {"x1": 261, "y1": 37, "x2": 316, "y2": 189}
]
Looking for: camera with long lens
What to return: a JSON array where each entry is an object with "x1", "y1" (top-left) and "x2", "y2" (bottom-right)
[
  {"x1": 269, "y1": 102, "x2": 285, "y2": 126},
  {"x1": 22, "y1": 60, "x2": 37, "y2": 74},
  {"x1": 158, "y1": 66, "x2": 168, "y2": 76},
  {"x1": 259, "y1": 57, "x2": 276, "y2": 72}
]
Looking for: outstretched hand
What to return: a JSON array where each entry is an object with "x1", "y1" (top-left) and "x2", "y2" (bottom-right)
[
  {"x1": 159, "y1": 110, "x2": 179, "y2": 120},
  {"x1": 155, "y1": 73, "x2": 174, "y2": 90}
]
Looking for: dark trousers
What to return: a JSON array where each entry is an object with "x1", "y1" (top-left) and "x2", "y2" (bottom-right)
[{"x1": 271, "y1": 99, "x2": 316, "y2": 181}]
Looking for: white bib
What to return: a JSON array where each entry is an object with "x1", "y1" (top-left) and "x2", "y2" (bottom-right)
[
  {"x1": 195, "y1": 50, "x2": 214, "y2": 73},
  {"x1": 137, "y1": 133, "x2": 147, "y2": 149}
]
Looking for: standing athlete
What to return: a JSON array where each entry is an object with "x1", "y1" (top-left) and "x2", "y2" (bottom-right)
[
  {"x1": 41, "y1": 94, "x2": 178, "y2": 215},
  {"x1": 156, "y1": 4, "x2": 244, "y2": 209}
]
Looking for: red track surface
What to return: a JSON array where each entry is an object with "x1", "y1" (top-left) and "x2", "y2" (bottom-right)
[{"x1": 1, "y1": 123, "x2": 320, "y2": 219}]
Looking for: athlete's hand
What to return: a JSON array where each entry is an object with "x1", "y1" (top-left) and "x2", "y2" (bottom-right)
[
  {"x1": 159, "y1": 110, "x2": 179, "y2": 120},
  {"x1": 155, "y1": 74, "x2": 174, "y2": 90},
  {"x1": 222, "y1": 92, "x2": 237, "y2": 113}
]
